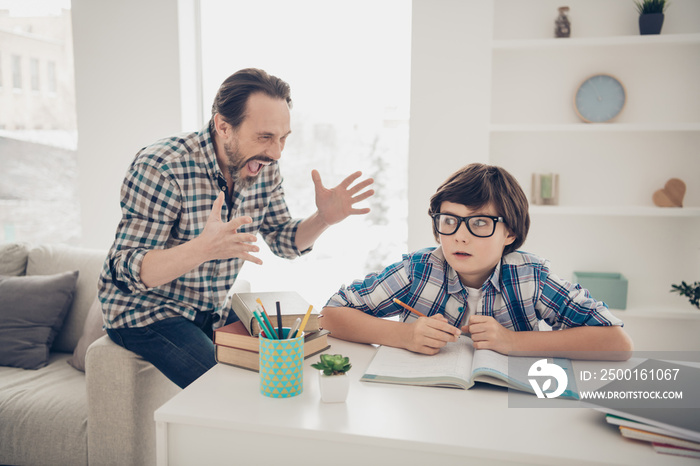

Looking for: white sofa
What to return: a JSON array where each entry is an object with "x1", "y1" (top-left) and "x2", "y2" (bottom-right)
[{"x1": 0, "y1": 243, "x2": 180, "y2": 466}]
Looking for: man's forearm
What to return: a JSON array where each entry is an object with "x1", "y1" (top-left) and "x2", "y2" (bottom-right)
[
  {"x1": 140, "y1": 238, "x2": 208, "y2": 289},
  {"x1": 294, "y1": 211, "x2": 330, "y2": 252}
]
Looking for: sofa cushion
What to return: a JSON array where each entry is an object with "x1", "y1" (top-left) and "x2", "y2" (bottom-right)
[
  {"x1": 0, "y1": 271, "x2": 79, "y2": 369},
  {"x1": 0, "y1": 353, "x2": 88, "y2": 466},
  {"x1": 0, "y1": 242, "x2": 29, "y2": 276},
  {"x1": 27, "y1": 244, "x2": 107, "y2": 353},
  {"x1": 67, "y1": 297, "x2": 106, "y2": 372}
]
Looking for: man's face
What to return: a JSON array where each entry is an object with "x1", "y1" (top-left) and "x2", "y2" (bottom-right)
[
  {"x1": 438, "y1": 201, "x2": 515, "y2": 289},
  {"x1": 219, "y1": 92, "x2": 291, "y2": 189}
]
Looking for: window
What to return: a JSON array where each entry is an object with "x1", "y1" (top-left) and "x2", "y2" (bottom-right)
[
  {"x1": 0, "y1": 1, "x2": 78, "y2": 245},
  {"x1": 30, "y1": 57, "x2": 39, "y2": 91},
  {"x1": 11, "y1": 54, "x2": 21, "y2": 89},
  {"x1": 47, "y1": 60, "x2": 56, "y2": 93},
  {"x1": 199, "y1": 0, "x2": 411, "y2": 304}
]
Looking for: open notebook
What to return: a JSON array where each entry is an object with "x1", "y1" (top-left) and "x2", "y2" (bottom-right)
[{"x1": 361, "y1": 335, "x2": 578, "y2": 398}]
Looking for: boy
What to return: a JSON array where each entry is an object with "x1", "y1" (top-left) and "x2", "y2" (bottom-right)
[{"x1": 321, "y1": 163, "x2": 632, "y2": 357}]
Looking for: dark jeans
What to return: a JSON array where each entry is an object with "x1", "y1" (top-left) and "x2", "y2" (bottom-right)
[{"x1": 106, "y1": 311, "x2": 238, "y2": 389}]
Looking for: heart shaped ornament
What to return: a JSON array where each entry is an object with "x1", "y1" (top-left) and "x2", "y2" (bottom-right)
[{"x1": 652, "y1": 178, "x2": 686, "y2": 207}]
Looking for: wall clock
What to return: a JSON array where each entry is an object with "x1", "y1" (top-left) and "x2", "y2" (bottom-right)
[{"x1": 574, "y1": 74, "x2": 626, "y2": 123}]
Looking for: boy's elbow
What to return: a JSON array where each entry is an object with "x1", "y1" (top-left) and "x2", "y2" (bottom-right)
[{"x1": 610, "y1": 326, "x2": 634, "y2": 360}]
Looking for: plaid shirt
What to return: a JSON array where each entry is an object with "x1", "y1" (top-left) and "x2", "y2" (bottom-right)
[
  {"x1": 98, "y1": 125, "x2": 306, "y2": 329},
  {"x1": 325, "y1": 247, "x2": 622, "y2": 331}
]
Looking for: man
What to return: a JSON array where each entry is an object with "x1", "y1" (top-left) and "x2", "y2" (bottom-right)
[{"x1": 98, "y1": 68, "x2": 374, "y2": 388}]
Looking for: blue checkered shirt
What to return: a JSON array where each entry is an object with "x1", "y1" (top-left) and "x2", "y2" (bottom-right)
[
  {"x1": 98, "y1": 125, "x2": 307, "y2": 329},
  {"x1": 325, "y1": 247, "x2": 622, "y2": 331}
]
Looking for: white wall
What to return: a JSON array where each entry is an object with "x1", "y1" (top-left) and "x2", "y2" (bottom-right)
[
  {"x1": 407, "y1": 0, "x2": 700, "y2": 314},
  {"x1": 70, "y1": 1, "x2": 698, "y2": 314},
  {"x1": 72, "y1": 0, "x2": 183, "y2": 249},
  {"x1": 407, "y1": 0, "x2": 494, "y2": 251}
]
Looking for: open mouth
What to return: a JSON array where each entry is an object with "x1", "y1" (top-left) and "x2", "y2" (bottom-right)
[
  {"x1": 246, "y1": 158, "x2": 273, "y2": 176},
  {"x1": 454, "y1": 252, "x2": 472, "y2": 258}
]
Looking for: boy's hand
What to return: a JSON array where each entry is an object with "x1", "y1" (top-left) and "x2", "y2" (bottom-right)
[
  {"x1": 462, "y1": 315, "x2": 515, "y2": 354},
  {"x1": 405, "y1": 314, "x2": 460, "y2": 355}
]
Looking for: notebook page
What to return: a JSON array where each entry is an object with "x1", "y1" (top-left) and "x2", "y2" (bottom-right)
[{"x1": 363, "y1": 337, "x2": 474, "y2": 381}]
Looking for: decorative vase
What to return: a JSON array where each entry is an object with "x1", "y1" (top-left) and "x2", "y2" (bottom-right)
[
  {"x1": 318, "y1": 372, "x2": 349, "y2": 403},
  {"x1": 554, "y1": 6, "x2": 571, "y2": 38},
  {"x1": 639, "y1": 13, "x2": 664, "y2": 35}
]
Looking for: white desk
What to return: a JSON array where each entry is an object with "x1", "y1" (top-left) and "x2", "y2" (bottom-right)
[{"x1": 154, "y1": 336, "x2": 698, "y2": 466}]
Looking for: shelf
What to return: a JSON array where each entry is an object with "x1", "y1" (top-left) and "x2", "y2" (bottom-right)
[
  {"x1": 529, "y1": 205, "x2": 700, "y2": 217},
  {"x1": 492, "y1": 33, "x2": 700, "y2": 50},
  {"x1": 611, "y1": 308, "x2": 700, "y2": 320},
  {"x1": 491, "y1": 123, "x2": 700, "y2": 133}
]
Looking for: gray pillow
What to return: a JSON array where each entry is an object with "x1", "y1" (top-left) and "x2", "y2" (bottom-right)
[
  {"x1": 67, "y1": 297, "x2": 106, "y2": 372},
  {"x1": 0, "y1": 270, "x2": 79, "y2": 369},
  {"x1": 0, "y1": 242, "x2": 29, "y2": 276}
]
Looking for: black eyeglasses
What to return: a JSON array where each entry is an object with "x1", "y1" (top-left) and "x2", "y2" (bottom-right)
[{"x1": 431, "y1": 213, "x2": 505, "y2": 238}]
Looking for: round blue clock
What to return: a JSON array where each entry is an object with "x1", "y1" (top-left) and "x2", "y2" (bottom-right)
[{"x1": 574, "y1": 74, "x2": 626, "y2": 123}]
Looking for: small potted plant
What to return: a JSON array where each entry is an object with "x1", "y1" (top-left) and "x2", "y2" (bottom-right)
[
  {"x1": 311, "y1": 354, "x2": 352, "y2": 403},
  {"x1": 634, "y1": 0, "x2": 668, "y2": 35},
  {"x1": 671, "y1": 281, "x2": 700, "y2": 309}
]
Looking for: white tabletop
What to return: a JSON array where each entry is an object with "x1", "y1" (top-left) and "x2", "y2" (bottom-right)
[{"x1": 155, "y1": 338, "x2": 698, "y2": 466}]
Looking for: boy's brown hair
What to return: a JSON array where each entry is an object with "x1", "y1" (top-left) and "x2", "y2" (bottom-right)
[{"x1": 428, "y1": 163, "x2": 530, "y2": 255}]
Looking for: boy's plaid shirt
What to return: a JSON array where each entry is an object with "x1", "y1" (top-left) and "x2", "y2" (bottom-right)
[
  {"x1": 98, "y1": 125, "x2": 307, "y2": 329},
  {"x1": 326, "y1": 247, "x2": 622, "y2": 331}
]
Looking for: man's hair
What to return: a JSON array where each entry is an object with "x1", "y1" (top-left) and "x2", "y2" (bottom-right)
[
  {"x1": 428, "y1": 163, "x2": 530, "y2": 255},
  {"x1": 210, "y1": 68, "x2": 292, "y2": 130}
]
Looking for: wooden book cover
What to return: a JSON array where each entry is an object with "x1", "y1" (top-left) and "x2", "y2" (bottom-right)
[
  {"x1": 230, "y1": 291, "x2": 320, "y2": 337},
  {"x1": 214, "y1": 320, "x2": 257, "y2": 351}
]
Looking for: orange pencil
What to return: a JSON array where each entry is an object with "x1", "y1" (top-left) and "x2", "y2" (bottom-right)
[
  {"x1": 256, "y1": 298, "x2": 273, "y2": 323},
  {"x1": 393, "y1": 298, "x2": 427, "y2": 318}
]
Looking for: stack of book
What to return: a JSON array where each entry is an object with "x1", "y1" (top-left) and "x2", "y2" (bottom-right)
[
  {"x1": 214, "y1": 291, "x2": 330, "y2": 372},
  {"x1": 601, "y1": 409, "x2": 700, "y2": 459},
  {"x1": 230, "y1": 291, "x2": 321, "y2": 337}
]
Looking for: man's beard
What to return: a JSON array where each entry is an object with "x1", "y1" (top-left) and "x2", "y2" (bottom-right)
[{"x1": 223, "y1": 139, "x2": 268, "y2": 191}]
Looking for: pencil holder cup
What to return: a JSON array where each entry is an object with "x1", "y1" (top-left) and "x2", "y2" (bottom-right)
[{"x1": 259, "y1": 327, "x2": 304, "y2": 398}]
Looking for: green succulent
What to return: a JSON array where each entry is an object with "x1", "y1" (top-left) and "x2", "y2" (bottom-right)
[{"x1": 311, "y1": 354, "x2": 352, "y2": 376}]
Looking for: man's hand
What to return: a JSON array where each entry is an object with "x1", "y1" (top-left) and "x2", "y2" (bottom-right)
[
  {"x1": 404, "y1": 314, "x2": 461, "y2": 355},
  {"x1": 311, "y1": 170, "x2": 374, "y2": 226},
  {"x1": 463, "y1": 315, "x2": 515, "y2": 354},
  {"x1": 197, "y1": 192, "x2": 262, "y2": 265}
]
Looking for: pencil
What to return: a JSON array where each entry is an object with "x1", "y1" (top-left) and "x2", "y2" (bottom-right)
[
  {"x1": 288, "y1": 317, "x2": 302, "y2": 340},
  {"x1": 256, "y1": 305, "x2": 277, "y2": 339},
  {"x1": 393, "y1": 298, "x2": 427, "y2": 318},
  {"x1": 297, "y1": 305, "x2": 314, "y2": 336},
  {"x1": 256, "y1": 298, "x2": 273, "y2": 324},
  {"x1": 275, "y1": 301, "x2": 283, "y2": 339},
  {"x1": 253, "y1": 310, "x2": 276, "y2": 339}
]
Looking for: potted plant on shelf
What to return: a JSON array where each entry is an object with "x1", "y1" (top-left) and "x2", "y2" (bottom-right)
[
  {"x1": 634, "y1": 0, "x2": 668, "y2": 35},
  {"x1": 671, "y1": 281, "x2": 700, "y2": 309},
  {"x1": 312, "y1": 354, "x2": 352, "y2": 403}
]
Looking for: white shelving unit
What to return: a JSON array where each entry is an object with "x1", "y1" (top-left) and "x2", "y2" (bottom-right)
[
  {"x1": 493, "y1": 32, "x2": 700, "y2": 49},
  {"x1": 490, "y1": 0, "x2": 700, "y2": 313},
  {"x1": 491, "y1": 123, "x2": 700, "y2": 133}
]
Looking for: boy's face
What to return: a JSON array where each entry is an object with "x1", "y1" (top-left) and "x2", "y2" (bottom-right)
[{"x1": 438, "y1": 201, "x2": 516, "y2": 289}]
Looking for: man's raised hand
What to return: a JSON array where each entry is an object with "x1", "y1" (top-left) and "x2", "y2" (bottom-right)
[
  {"x1": 311, "y1": 170, "x2": 374, "y2": 227},
  {"x1": 198, "y1": 192, "x2": 262, "y2": 265}
]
